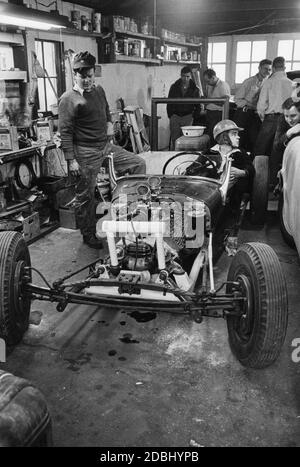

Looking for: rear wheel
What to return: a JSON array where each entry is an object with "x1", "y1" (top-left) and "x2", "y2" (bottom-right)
[
  {"x1": 278, "y1": 193, "x2": 296, "y2": 249},
  {"x1": 226, "y1": 242, "x2": 288, "y2": 368},
  {"x1": 0, "y1": 231, "x2": 31, "y2": 345},
  {"x1": 251, "y1": 155, "x2": 269, "y2": 225}
]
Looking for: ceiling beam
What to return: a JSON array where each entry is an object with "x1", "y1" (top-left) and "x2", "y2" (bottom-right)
[{"x1": 157, "y1": 0, "x2": 300, "y2": 14}]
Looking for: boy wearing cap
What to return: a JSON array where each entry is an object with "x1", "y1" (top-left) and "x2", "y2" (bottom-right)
[
  {"x1": 186, "y1": 119, "x2": 254, "y2": 189},
  {"x1": 58, "y1": 51, "x2": 146, "y2": 249}
]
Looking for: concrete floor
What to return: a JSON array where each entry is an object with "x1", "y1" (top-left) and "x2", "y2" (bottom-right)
[{"x1": 1, "y1": 204, "x2": 300, "y2": 447}]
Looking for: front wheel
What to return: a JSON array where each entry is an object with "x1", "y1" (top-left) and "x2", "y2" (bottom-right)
[
  {"x1": 0, "y1": 231, "x2": 32, "y2": 346},
  {"x1": 226, "y1": 242, "x2": 288, "y2": 368}
]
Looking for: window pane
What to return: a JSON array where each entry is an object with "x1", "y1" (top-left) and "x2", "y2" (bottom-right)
[
  {"x1": 45, "y1": 78, "x2": 57, "y2": 107},
  {"x1": 278, "y1": 40, "x2": 293, "y2": 61},
  {"x1": 252, "y1": 41, "x2": 267, "y2": 62},
  {"x1": 236, "y1": 42, "x2": 251, "y2": 62},
  {"x1": 212, "y1": 42, "x2": 226, "y2": 63},
  {"x1": 236, "y1": 63, "x2": 250, "y2": 83},
  {"x1": 208, "y1": 42, "x2": 212, "y2": 63},
  {"x1": 35, "y1": 40, "x2": 43, "y2": 65},
  {"x1": 294, "y1": 40, "x2": 300, "y2": 61},
  {"x1": 292, "y1": 62, "x2": 300, "y2": 71},
  {"x1": 212, "y1": 64, "x2": 226, "y2": 81},
  {"x1": 285, "y1": 62, "x2": 292, "y2": 72},
  {"x1": 250, "y1": 62, "x2": 260, "y2": 76},
  {"x1": 43, "y1": 42, "x2": 56, "y2": 76},
  {"x1": 37, "y1": 79, "x2": 46, "y2": 111}
]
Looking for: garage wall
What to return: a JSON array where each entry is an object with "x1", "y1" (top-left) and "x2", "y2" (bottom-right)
[
  {"x1": 25, "y1": 29, "x2": 182, "y2": 150},
  {"x1": 99, "y1": 63, "x2": 179, "y2": 150}
]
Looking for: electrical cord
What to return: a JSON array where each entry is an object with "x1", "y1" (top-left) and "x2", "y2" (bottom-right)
[{"x1": 28, "y1": 267, "x2": 52, "y2": 289}]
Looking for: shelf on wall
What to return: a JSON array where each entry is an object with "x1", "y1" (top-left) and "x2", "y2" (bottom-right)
[
  {"x1": 163, "y1": 60, "x2": 200, "y2": 65},
  {"x1": 61, "y1": 28, "x2": 105, "y2": 38},
  {"x1": 0, "y1": 70, "x2": 27, "y2": 80},
  {"x1": 115, "y1": 55, "x2": 161, "y2": 64},
  {"x1": 162, "y1": 39, "x2": 202, "y2": 47},
  {"x1": 114, "y1": 29, "x2": 160, "y2": 41}
]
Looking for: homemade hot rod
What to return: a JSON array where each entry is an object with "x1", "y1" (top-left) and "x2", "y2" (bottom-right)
[{"x1": 0, "y1": 150, "x2": 288, "y2": 368}]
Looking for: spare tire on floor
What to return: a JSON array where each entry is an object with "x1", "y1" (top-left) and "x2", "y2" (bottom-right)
[{"x1": 0, "y1": 231, "x2": 31, "y2": 346}]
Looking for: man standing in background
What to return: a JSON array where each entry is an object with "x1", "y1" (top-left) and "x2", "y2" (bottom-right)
[
  {"x1": 203, "y1": 68, "x2": 231, "y2": 143},
  {"x1": 254, "y1": 56, "x2": 293, "y2": 184},
  {"x1": 167, "y1": 66, "x2": 201, "y2": 149},
  {"x1": 234, "y1": 59, "x2": 272, "y2": 153}
]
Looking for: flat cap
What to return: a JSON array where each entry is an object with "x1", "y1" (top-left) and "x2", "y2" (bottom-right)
[{"x1": 73, "y1": 51, "x2": 96, "y2": 70}]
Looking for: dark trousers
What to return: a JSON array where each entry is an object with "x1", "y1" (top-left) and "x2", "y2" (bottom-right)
[
  {"x1": 73, "y1": 142, "x2": 146, "y2": 237},
  {"x1": 206, "y1": 110, "x2": 223, "y2": 144},
  {"x1": 234, "y1": 108, "x2": 261, "y2": 154},
  {"x1": 254, "y1": 113, "x2": 282, "y2": 186}
]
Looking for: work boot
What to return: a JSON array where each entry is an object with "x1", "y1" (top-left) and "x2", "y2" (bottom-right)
[{"x1": 83, "y1": 234, "x2": 103, "y2": 249}]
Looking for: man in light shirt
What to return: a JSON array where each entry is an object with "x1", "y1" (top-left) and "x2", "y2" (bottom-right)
[
  {"x1": 234, "y1": 59, "x2": 272, "y2": 153},
  {"x1": 254, "y1": 57, "x2": 293, "y2": 183},
  {"x1": 203, "y1": 68, "x2": 231, "y2": 143}
]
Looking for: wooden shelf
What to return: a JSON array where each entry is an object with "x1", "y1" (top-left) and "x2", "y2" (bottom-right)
[
  {"x1": 163, "y1": 60, "x2": 200, "y2": 65},
  {"x1": 115, "y1": 55, "x2": 161, "y2": 64},
  {"x1": 61, "y1": 28, "x2": 104, "y2": 38},
  {"x1": 114, "y1": 30, "x2": 160, "y2": 40},
  {"x1": 0, "y1": 70, "x2": 27, "y2": 81},
  {"x1": 0, "y1": 143, "x2": 55, "y2": 164},
  {"x1": 162, "y1": 39, "x2": 202, "y2": 47}
]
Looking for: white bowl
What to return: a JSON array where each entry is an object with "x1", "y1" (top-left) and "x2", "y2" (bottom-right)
[{"x1": 181, "y1": 126, "x2": 206, "y2": 137}]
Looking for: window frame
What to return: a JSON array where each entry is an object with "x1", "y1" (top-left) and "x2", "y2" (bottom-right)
[
  {"x1": 277, "y1": 38, "x2": 300, "y2": 71},
  {"x1": 35, "y1": 38, "x2": 65, "y2": 112},
  {"x1": 207, "y1": 37, "x2": 230, "y2": 82}
]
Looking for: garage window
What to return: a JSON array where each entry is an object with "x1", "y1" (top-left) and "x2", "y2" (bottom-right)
[
  {"x1": 35, "y1": 39, "x2": 64, "y2": 112},
  {"x1": 235, "y1": 40, "x2": 267, "y2": 84},
  {"x1": 207, "y1": 42, "x2": 227, "y2": 81},
  {"x1": 277, "y1": 40, "x2": 300, "y2": 71}
]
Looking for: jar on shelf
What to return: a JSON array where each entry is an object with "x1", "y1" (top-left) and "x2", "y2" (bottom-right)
[
  {"x1": 123, "y1": 39, "x2": 129, "y2": 55},
  {"x1": 93, "y1": 12, "x2": 101, "y2": 33},
  {"x1": 81, "y1": 15, "x2": 88, "y2": 31},
  {"x1": 124, "y1": 17, "x2": 130, "y2": 31},
  {"x1": 71, "y1": 10, "x2": 80, "y2": 29},
  {"x1": 141, "y1": 20, "x2": 148, "y2": 35}
]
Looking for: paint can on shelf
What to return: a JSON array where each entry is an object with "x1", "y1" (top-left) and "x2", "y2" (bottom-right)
[
  {"x1": 71, "y1": 10, "x2": 80, "y2": 29},
  {"x1": 93, "y1": 12, "x2": 101, "y2": 33},
  {"x1": 123, "y1": 39, "x2": 129, "y2": 55},
  {"x1": 81, "y1": 15, "x2": 89, "y2": 31}
]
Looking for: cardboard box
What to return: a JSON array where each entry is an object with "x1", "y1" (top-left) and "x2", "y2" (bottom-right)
[
  {"x1": 21, "y1": 211, "x2": 40, "y2": 242},
  {"x1": 0, "y1": 126, "x2": 19, "y2": 152},
  {"x1": 59, "y1": 206, "x2": 79, "y2": 230}
]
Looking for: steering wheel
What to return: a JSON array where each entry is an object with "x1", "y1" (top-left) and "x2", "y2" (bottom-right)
[{"x1": 162, "y1": 151, "x2": 218, "y2": 177}]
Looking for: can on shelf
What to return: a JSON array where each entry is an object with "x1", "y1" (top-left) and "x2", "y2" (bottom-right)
[
  {"x1": 93, "y1": 12, "x2": 101, "y2": 33},
  {"x1": 71, "y1": 10, "x2": 80, "y2": 29},
  {"x1": 81, "y1": 15, "x2": 89, "y2": 31},
  {"x1": 123, "y1": 39, "x2": 129, "y2": 55}
]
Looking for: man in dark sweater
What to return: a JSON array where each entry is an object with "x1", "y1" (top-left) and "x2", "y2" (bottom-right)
[
  {"x1": 59, "y1": 51, "x2": 146, "y2": 249},
  {"x1": 167, "y1": 66, "x2": 201, "y2": 149}
]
